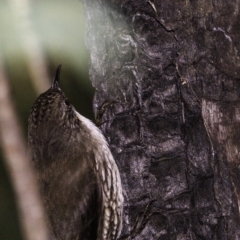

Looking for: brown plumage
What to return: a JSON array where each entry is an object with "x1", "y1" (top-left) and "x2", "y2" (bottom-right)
[{"x1": 28, "y1": 65, "x2": 123, "y2": 240}]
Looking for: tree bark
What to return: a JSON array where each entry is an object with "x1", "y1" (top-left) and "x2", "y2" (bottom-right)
[{"x1": 82, "y1": 1, "x2": 240, "y2": 239}]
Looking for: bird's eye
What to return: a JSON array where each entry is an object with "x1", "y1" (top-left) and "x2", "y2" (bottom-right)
[{"x1": 65, "y1": 99, "x2": 70, "y2": 106}]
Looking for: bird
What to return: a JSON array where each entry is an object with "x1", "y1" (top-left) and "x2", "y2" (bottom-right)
[{"x1": 28, "y1": 65, "x2": 123, "y2": 240}]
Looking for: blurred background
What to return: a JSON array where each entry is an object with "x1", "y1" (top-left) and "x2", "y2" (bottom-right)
[{"x1": 0, "y1": 0, "x2": 94, "y2": 239}]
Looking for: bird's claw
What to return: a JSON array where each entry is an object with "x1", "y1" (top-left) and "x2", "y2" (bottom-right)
[
  {"x1": 95, "y1": 100, "x2": 117, "y2": 127},
  {"x1": 119, "y1": 200, "x2": 157, "y2": 240}
]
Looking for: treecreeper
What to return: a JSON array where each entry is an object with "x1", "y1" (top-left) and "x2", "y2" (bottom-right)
[{"x1": 28, "y1": 65, "x2": 123, "y2": 240}]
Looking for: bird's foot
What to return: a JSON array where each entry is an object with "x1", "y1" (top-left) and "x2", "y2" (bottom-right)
[
  {"x1": 95, "y1": 100, "x2": 117, "y2": 127},
  {"x1": 119, "y1": 200, "x2": 157, "y2": 240}
]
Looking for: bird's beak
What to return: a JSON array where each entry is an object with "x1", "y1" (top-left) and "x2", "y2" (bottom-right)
[{"x1": 51, "y1": 64, "x2": 62, "y2": 89}]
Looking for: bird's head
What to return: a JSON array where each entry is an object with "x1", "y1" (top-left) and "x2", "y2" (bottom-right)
[{"x1": 28, "y1": 65, "x2": 76, "y2": 129}]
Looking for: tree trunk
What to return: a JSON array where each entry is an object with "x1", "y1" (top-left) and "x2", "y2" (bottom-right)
[{"x1": 81, "y1": 1, "x2": 240, "y2": 239}]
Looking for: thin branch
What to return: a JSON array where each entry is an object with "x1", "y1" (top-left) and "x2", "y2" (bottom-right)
[
  {"x1": 0, "y1": 61, "x2": 48, "y2": 240},
  {"x1": 8, "y1": 0, "x2": 50, "y2": 94}
]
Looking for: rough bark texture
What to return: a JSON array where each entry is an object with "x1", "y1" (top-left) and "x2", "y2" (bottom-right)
[{"x1": 82, "y1": 0, "x2": 240, "y2": 239}]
